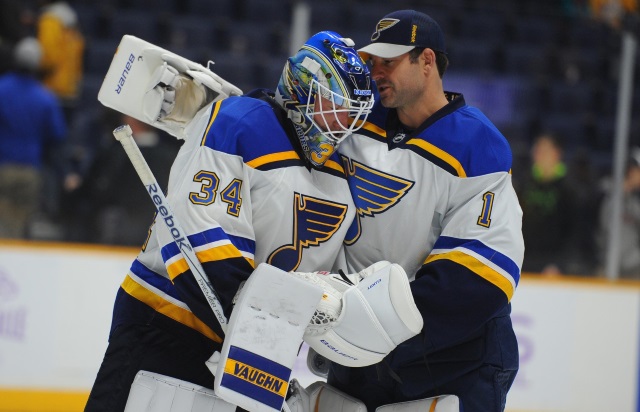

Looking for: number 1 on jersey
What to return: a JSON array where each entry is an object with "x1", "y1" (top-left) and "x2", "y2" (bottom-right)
[{"x1": 477, "y1": 191, "x2": 494, "y2": 228}]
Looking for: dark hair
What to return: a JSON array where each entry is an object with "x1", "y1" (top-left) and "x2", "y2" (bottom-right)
[{"x1": 408, "y1": 47, "x2": 449, "y2": 78}]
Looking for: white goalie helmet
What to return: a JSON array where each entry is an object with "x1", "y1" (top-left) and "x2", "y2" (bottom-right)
[{"x1": 276, "y1": 31, "x2": 374, "y2": 167}]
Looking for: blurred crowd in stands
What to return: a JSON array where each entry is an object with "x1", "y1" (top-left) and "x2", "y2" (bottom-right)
[{"x1": 1, "y1": 0, "x2": 640, "y2": 279}]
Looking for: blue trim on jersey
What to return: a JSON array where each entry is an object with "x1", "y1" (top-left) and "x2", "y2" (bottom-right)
[
  {"x1": 129, "y1": 259, "x2": 182, "y2": 300},
  {"x1": 201, "y1": 96, "x2": 306, "y2": 169},
  {"x1": 160, "y1": 227, "x2": 256, "y2": 262},
  {"x1": 433, "y1": 236, "x2": 520, "y2": 284},
  {"x1": 190, "y1": 227, "x2": 256, "y2": 254},
  {"x1": 413, "y1": 105, "x2": 512, "y2": 177},
  {"x1": 363, "y1": 92, "x2": 512, "y2": 178}
]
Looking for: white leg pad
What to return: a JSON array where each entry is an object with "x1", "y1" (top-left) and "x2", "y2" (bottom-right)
[
  {"x1": 123, "y1": 370, "x2": 235, "y2": 412},
  {"x1": 306, "y1": 381, "x2": 366, "y2": 412},
  {"x1": 214, "y1": 263, "x2": 324, "y2": 412},
  {"x1": 375, "y1": 395, "x2": 460, "y2": 412}
]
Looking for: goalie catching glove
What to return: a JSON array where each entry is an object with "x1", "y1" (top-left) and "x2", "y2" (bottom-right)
[{"x1": 292, "y1": 261, "x2": 423, "y2": 367}]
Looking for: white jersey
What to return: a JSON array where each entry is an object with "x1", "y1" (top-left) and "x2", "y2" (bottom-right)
[
  {"x1": 333, "y1": 93, "x2": 523, "y2": 380},
  {"x1": 111, "y1": 92, "x2": 355, "y2": 344}
]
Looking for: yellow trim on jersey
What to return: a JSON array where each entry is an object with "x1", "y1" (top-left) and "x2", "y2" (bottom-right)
[
  {"x1": 166, "y1": 247, "x2": 255, "y2": 281},
  {"x1": 246, "y1": 150, "x2": 345, "y2": 174},
  {"x1": 121, "y1": 275, "x2": 222, "y2": 343},
  {"x1": 201, "y1": 100, "x2": 224, "y2": 146},
  {"x1": 0, "y1": 389, "x2": 89, "y2": 412},
  {"x1": 246, "y1": 150, "x2": 301, "y2": 168},
  {"x1": 407, "y1": 139, "x2": 467, "y2": 177},
  {"x1": 361, "y1": 120, "x2": 386, "y2": 137},
  {"x1": 197, "y1": 244, "x2": 255, "y2": 266},
  {"x1": 425, "y1": 251, "x2": 514, "y2": 300},
  {"x1": 323, "y1": 158, "x2": 345, "y2": 174},
  {"x1": 166, "y1": 257, "x2": 190, "y2": 280}
]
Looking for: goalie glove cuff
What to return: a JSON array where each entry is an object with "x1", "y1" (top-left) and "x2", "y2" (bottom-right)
[{"x1": 143, "y1": 62, "x2": 179, "y2": 122}]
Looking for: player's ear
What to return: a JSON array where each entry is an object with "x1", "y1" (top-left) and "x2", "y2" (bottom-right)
[
  {"x1": 425, "y1": 48, "x2": 436, "y2": 65},
  {"x1": 422, "y1": 48, "x2": 436, "y2": 74}
]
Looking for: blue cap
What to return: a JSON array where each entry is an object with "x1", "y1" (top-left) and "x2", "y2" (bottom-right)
[{"x1": 358, "y1": 10, "x2": 446, "y2": 59}]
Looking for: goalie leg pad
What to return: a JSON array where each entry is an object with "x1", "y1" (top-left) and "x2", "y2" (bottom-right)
[
  {"x1": 375, "y1": 395, "x2": 461, "y2": 412},
  {"x1": 123, "y1": 370, "x2": 235, "y2": 412},
  {"x1": 306, "y1": 381, "x2": 367, "y2": 412},
  {"x1": 286, "y1": 380, "x2": 366, "y2": 412},
  {"x1": 214, "y1": 263, "x2": 324, "y2": 412}
]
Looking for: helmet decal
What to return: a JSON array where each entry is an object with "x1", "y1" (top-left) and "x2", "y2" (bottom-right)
[{"x1": 276, "y1": 31, "x2": 374, "y2": 168}]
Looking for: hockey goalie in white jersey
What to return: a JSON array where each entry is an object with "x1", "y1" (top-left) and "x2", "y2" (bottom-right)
[{"x1": 85, "y1": 31, "x2": 429, "y2": 412}]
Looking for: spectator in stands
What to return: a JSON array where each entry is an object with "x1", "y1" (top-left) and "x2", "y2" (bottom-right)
[
  {"x1": 0, "y1": 0, "x2": 33, "y2": 74},
  {"x1": 516, "y1": 132, "x2": 576, "y2": 275},
  {"x1": 596, "y1": 147, "x2": 640, "y2": 279},
  {"x1": 74, "y1": 114, "x2": 181, "y2": 246},
  {"x1": 36, "y1": 0, "x2": 85, "y2": 126},
  {"x1": 0, "y1": 37, "x2": 67, "y2": 238}
]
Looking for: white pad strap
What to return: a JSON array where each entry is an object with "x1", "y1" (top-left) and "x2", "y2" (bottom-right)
[
  {"x1": 213, "y1": 263, "x2": 323, "y2": 412},
  {"x1": 303, "y1": 263, "x2": 423, "y2": 367},
  {"x1": 375, "y1": 395, "x2": 460, "y2": 412},
  {"x1": 286, "y1": 381, "x2": 366, "y2": 412},
  {"x1": 307, "y1": 381, "x2": 367, "y2": 412},
  {"x1": 123, "y1": 370, "x2": 235, "y2": 412}
]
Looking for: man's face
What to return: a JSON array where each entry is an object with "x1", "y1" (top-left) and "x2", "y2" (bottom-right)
[
  {"x1": 311, "y1": 95, "x2": 352, "y2": 134},
  {"x1": 368, "y1": 52, "x2": 426, "y2": 109}
]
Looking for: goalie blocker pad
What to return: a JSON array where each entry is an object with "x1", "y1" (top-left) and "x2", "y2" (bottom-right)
[
  {"x1": 97, "y1": 35, "x2": 242, "y2": 139},
  {"x1": 123, "y1": 370, "x2": 235, "y2": 412},
  {"x1": 304, "y1": 263, "x2": 423, "y2": 367},
  {"x1": 213, "y1": 263, "x2": 324, "y2": 412}
]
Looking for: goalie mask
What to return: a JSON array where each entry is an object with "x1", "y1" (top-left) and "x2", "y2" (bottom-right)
[{"x1": 276, "y1": 31, "x2": 374, "y2": 167}]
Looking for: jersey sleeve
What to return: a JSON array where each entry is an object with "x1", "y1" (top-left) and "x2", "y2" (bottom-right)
[
  {"x1": 152, "y1": 104, "x2": 258, "y2": 340},
  {"x1": 410, "y1": 172, "x2": 523, "y2": 353}
]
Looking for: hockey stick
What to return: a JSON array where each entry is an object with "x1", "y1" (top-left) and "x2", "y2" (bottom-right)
[{"x1": 112, "y1": 124, "x2": 227, "y2": 332}]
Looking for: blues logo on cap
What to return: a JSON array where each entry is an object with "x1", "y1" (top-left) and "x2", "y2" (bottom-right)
[{"x1": 359, "y1": 10, "x2": 446, "y2": 59}]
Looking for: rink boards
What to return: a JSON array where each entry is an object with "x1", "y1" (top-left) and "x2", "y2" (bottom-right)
[{"x1": 0, "y1": 240, "x2": 638, "y2": 412}]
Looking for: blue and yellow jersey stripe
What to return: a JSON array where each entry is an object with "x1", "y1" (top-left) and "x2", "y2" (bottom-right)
[
  {"x1": 125, "y1": 262, "x2": 222, "y2": 342},
  {"x1": 426, "y1": 236, "x2": 519, "y2": 301},
  {"x1": 161, "y1": 227, "x2": 256, "y2": 280}
]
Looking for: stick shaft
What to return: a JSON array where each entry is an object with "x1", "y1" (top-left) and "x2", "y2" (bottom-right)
[{"x1": 113, "y1": 124, "x2": 228, "y2": 331}]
